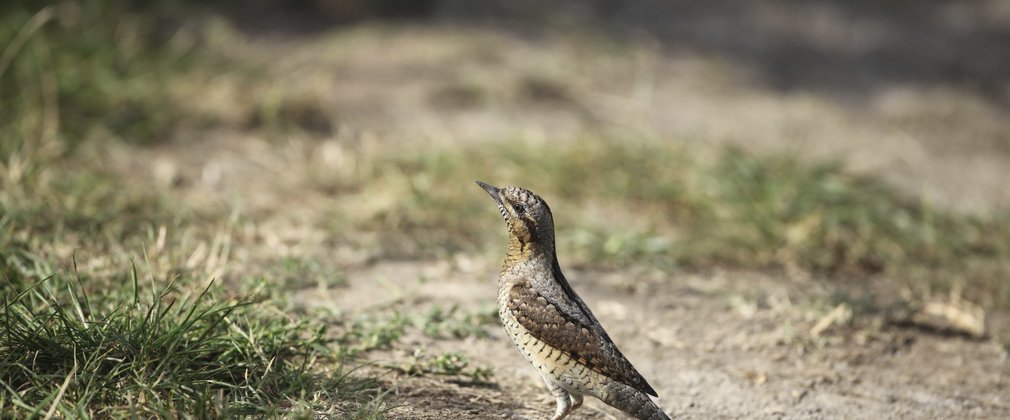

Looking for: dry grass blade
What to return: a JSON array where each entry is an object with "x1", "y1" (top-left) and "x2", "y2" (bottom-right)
[
  {"x1": 916, "y1": 296, "x2": 986, "y2": 338},
  {"x1": 42, "y1": 359, "x2": 76, "y2": 420},
  {"x1": 810, "y1": 303, "x2": 851, "y2": 337}
]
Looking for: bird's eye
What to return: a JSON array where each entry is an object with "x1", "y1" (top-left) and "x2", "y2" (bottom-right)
[{"x1": 512, "y1": 203, "x2": 526, "y2": 213}]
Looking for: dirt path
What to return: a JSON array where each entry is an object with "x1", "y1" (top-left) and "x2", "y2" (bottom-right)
[{"x1": 294, "y1": 260, "x2": 1009, "y2": 419}]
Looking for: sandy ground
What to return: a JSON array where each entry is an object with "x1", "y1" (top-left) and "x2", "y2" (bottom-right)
[{"x1": 294, "y1": 261, "x2": 1009, "y2": 419}]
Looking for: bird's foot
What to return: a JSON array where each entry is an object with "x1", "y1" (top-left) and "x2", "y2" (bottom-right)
[{"x1": 549, "y1": 389, "x2": 573, "y2": 420}]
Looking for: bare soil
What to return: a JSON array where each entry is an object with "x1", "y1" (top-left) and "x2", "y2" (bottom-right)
[{"x1": 294, "y1": 261, "x2": 1009, "y2": 419}]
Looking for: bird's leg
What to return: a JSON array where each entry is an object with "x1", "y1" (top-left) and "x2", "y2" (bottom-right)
[
  {"x1": 569, "y1": 394, "x2": 583, "y2": 412},
  {"x1": 549, "y1": 386, "x2": 573, "y2": 420}
]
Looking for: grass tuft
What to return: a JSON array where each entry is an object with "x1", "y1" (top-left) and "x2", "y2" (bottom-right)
[{"x1": 0, "y1": 267, "x2": 380, "y2": 417}]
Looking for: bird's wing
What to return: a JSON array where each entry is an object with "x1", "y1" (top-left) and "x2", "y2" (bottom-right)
[{"x1": 507, "y1": 278, "x2": 658, "y2": 397}]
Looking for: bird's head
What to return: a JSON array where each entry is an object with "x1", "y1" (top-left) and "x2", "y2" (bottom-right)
[{"x1": 476, "y1": 181, "x2": 555, "y2": 251}]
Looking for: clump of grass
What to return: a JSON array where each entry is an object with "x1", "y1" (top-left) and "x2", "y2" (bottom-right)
[
  {"x1": 0, "y1": 266, "x2": 381, "y2": 418},
  {"x1": 351, "y1": 139, "x2": 1010, "y2": 307}
]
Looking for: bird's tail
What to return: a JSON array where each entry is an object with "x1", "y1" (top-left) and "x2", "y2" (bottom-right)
[{"x1": 602, "y1": 381, "x2": 671, "y2": 420}]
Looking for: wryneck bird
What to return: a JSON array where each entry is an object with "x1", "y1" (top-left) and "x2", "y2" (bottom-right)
[{"x1": 477, "y1": 181, "x2": 669, "y2": 420}]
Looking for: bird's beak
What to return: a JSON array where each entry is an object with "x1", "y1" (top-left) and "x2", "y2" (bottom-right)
[{"x1": 475, "y1": 180, "x2": 504, "y2": 206}]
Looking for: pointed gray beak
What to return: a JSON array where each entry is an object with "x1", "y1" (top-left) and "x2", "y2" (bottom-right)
[{"x1": 476, "y1": 180, "x2": 504, "y2": 206}]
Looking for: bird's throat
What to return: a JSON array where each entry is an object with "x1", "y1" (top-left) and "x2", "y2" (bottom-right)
[{"x1": 504, "y1": 232, "x2": 554, "y2": 268}]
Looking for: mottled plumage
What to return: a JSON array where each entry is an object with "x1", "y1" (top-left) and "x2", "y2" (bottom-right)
[{"x1": 477, "y1": 181, "x2": 669, "y2": 420}]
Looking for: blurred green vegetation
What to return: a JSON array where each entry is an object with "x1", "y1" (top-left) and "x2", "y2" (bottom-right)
[
  {"x1": 0, "y1": 1, "x2": 201, "y2": 153},
  {"x1": 366, "y1": 140, "x2": 1010, "y2": 306},
  {"x1": 0, "y1": 0, "x2": 434, "y2": 158}
]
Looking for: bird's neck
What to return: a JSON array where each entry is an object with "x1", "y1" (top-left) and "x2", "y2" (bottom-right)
[{"x1": 504, "y1": 232, "x2": 555, "y2": 270}]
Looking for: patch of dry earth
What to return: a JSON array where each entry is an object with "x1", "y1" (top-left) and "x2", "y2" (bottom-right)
[{"x1": 296, "y1": 261, "x2": 1010, "y2": 419}]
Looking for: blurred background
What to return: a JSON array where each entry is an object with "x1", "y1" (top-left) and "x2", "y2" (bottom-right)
[{"x1": 2, "y1": 0, "x2": 1010, "y2": 418}]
